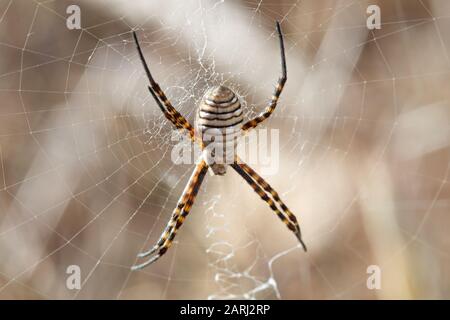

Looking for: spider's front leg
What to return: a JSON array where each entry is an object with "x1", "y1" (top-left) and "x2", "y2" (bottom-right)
[
  {"x1": 133, "y1": 31, "x2": 198, "y2": 143},
  {"x1": 131, "y1": 161, "x2": 208, "y2": 270},
  {"x1": 231, "y1": 158, "x2": 307, "y2": 251},
  {"x1": 241, "y1": 21, "x2": 287, "y2": 133}
]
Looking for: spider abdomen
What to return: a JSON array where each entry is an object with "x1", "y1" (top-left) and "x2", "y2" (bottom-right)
[{"x1": 196, "y1": 85, "x2": 243, "y2": 175}]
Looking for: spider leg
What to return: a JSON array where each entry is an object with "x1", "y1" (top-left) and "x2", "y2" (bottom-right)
[
  {"x1": 237, "y1": 157, "x2": 299, "y2": 225},
  {"x1": 133, "y1": 31, "x2": 196, "y2": 140},
  {"x1": 241, "y1": 21, "x2": 287, "y2": 133},
  {"x1": 147, "y1": 86, "x2": 183, "y2": 131},
  {"x1": 230, "y1": 161, "x2": 307, "y2": 251},
  {"x1": 141, "y1": 166, "x2": 207, "y2": 266},
  {"x1": 131, "y1": 161, "x2": 208, "y2": 270},
  {"x1": 136, "y1": 160, "x2": 207, "y2": 259},
  {"x1": 148, "y1": 86, "x2": 205, "y2": 148}
]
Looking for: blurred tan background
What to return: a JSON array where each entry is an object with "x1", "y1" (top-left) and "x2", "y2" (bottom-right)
[{"x1": 0, "y1": 0, "x2": 449, "y2": 299}]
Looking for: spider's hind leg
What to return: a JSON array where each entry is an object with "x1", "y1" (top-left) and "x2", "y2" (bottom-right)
[
  {"x1": 231, "y1": 159, "x2": 307, "y2": 251},
  {"x1": 135, "y1": 162, "x2": 208, "y2": 259},
  {"x1": 136, "y1": 200, "x2": 186, "y2": 259},
  {"x1": 131, "y1": 161, "x2": 208, "y2": 270}
]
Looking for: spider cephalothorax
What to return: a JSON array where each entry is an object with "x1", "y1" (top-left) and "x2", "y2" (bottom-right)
[{"x1": 131, "y1": 22, "x2": 306, "y2": 270}]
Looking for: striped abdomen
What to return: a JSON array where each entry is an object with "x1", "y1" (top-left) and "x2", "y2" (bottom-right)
[{"x1": 196, "y1": 85, "x2": 243, "y2": 175}]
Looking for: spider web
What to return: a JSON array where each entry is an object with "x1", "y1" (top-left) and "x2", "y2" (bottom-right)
[{"x1": 0, "y1": 0, "x2": 449, "y2": 299}]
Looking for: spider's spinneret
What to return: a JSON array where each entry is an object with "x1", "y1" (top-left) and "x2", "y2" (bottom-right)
[{"x1": 196, "y1": 85, "x2": 243, "y2": 175}]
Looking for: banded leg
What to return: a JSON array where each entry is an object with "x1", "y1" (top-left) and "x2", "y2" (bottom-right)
[
  {"x1": 241, "y1": 21, "x2": 287, "y2": 133},
  {"x1": 148, "y1": 86, "x2": 205, "y2": 148},
  {"x1": 136, "y1": 160, "x2": 208, "y2": 259},
  {"x1": 131, "y1": 162, "x2": 208, "y2": 270},
  {"x1": 147, "y1": 86, "x2": 184, "y2": 131},
  {"x1": 237, "y1": 158, "x2": 298, "y2": 225},
  {"x1": 147, "y1": 164, "x2": 208, "y2": 264},
  {"x1": 133, "y1": 31, "x2": 196, "y2": 141},
  {"x1": 230, "y1": 162, "x2": 307, "y2": 251}
]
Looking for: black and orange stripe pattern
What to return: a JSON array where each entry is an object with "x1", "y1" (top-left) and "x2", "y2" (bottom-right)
[
  {"x1": 235, "y1": 157, "x2": 306, "y2": 251},
  {"x1": 241, "y1": 21, "x2": 287, "y2": 132},
  {"x1": 132, "y1": 160, "x2": 208, "y2": 270},
  {"x1": 133, "y1": 31, "x2": 197, "y2": 143}
]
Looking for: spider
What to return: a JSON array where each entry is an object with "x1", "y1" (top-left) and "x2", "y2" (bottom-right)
[{"x1": 131, "y1": 21, "x2": 307, "y2": 270}]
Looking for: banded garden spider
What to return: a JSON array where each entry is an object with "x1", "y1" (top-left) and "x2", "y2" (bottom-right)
[{"x1": 131, "y1": 22, "x2": 306, "y2": 270}]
